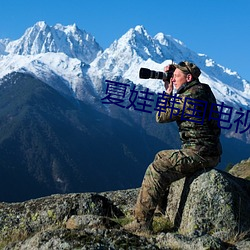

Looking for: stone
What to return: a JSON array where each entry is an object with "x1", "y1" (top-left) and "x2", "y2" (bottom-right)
[
  {"x1": 0, "y1": 192, "x2": 124, "y2": 248},
  {"x1": 235, "y1": 240, "x2": 250, "y2": 250},
  {"x1": 65, "y1": 214, "x2": 120, "y2": 230},
  {"x1": 3, "y1": 228, "x2": 161, "y2": 250},
  {"x1": 229, "y1": 158, "x2": 250, "y2": 180},
  {"x1": 156, "y1": 232, "x2": 227, "y2": 250},
  {"x1": 165, "y1": 169, "x2": 250, "y2": 241}
]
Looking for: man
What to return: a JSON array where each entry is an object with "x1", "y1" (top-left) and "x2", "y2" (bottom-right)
[{"x1": 124, "y1": 61, "x2": 222, "y2": 233}]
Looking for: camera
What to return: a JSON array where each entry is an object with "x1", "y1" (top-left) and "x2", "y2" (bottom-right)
[{"x1": 139, "y1": 65, "x2": 176, "y2": 82}]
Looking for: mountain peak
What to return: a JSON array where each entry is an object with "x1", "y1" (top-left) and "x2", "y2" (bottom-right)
[
  {"x1": 54, "y1": 23, "x2": 79, "y2": 33},
  {"x1": 134, "y1": 25, "x2": 147, "y2": 34},
  {"x1": 34, "y1": 21, "x2": 48, "y2": 29},
  {"x1": 125, "y1": 25, "x2": 150, "y2": 41},
  {"x1": 5, "y1": 21, "x2": 102, "y2": 64},
  {"x1": 154, "y1": 32, "x2": 185, "y2": 47}
]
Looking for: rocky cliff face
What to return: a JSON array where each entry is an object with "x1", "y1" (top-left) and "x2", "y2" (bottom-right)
[{"x1": 1, "y1": 168, "x2": 250, "y2": 249}]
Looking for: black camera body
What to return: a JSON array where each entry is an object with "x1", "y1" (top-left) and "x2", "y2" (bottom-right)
[{"x1": 139, "y1": 65, "x2": 176, "y2": 82}]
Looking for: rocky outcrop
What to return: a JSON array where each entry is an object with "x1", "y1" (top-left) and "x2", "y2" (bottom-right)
[
  {"x1": 165, "y1": 169, "x2": 250, "y2": 240},
  {"x1": 229, "y1": 158, "x2": 250, "y2": 180},
  {"x1": 0, "y1": 169, "x2": 250, "y2": 249}
]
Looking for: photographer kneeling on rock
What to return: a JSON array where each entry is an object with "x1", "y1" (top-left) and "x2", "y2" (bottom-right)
[{"x1": 124, "y1": 61, "x2": 222, "y2": 233}]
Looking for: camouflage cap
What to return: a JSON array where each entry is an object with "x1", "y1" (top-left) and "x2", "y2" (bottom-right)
[{"x1": 175, "y1": 61, "x2": 201, "y2": 79}]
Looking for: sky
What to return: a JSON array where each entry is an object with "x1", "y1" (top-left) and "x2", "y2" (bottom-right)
[{"x1": 0, "y1": 0, "x2": 250, "y2": 81}]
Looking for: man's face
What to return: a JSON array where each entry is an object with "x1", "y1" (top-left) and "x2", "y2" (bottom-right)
[{"x1": 172, "y1": 68, "x2": 188, "y2": 90}]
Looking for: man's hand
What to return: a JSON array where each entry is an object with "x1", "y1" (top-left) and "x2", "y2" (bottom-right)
[{"x1": 163, "y1": 65, "x2": 174, "y2": 94}]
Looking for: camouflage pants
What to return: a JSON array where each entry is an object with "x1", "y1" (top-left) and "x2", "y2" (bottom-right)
[{"x1": 134, "y1": 149, "x2": 220, "y2": 222}]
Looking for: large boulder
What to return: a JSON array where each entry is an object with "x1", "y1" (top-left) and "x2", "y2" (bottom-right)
[{"x1": 165, "y1": 169, "x2": 250, "y2": 241}]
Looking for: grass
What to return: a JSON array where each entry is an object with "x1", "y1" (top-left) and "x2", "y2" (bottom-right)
[
  {"x1": 113, "y1": 214, "x2": 174, "y2": 235},
  {"x1": 112, "y1": 216, "x2": 134, "y2": 227},
  {"x1": 152, "y1": 216, "x2": 174, "y2": 234}
]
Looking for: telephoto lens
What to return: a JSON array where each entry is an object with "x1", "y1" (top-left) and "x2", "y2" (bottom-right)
[
  {"x1": 139, "y1": 65, "x2": 176, "y2": 82},
  {"x1": 139, "y1": 68, "x2": 167, "y2": 80}
]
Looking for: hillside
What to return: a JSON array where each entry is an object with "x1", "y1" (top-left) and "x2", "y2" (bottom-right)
[{"x1": 0, "y1": 72, "x2": 171, "y2": 202}]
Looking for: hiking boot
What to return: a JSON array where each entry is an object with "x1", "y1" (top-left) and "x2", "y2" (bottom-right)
[{"x1": 124, "y1": 219, "x2": 152, "y2": 234}]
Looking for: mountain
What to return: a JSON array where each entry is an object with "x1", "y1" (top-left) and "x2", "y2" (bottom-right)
[
  {"x1": 87, "y1": 24, "x2": 250, "y2": 146},
  {"x1": 4, "y1": 21, "x2": 102, "y2": 64},
  {"x1": 0, "y1": 22, "x2": 249, "y2": 201},
  {"x1": 1, "y1": 22, "x2": 249, "y2": 109},
  {"x1": 0, "y1": 72, "x2": 172, "y2": 202},
  {"x1": 89, "y1": 25, "x2": 250, "y2": 108},
  {"x1": 0, "y1": 21, "x2": 102, "y2": 102},
  {"x1": 0, "y1": 52, "x2": 99, "y2": 102},
  {"x1": 1, "y1": 23, "x2": 250, "y2": 108}
]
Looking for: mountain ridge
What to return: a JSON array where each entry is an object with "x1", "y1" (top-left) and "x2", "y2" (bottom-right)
[
  {"x1": 1, "y1": 22, "x2": 249, "y2": 108},
  {"x1": 88, "y1": 24, "x2": 250, "y2": 108},
  {"x1": 0, "y1": 72, "x2": 173, "y2": 202},
  {"x1": 3, "y1": 21, "x2": 102, "y2": 64}
]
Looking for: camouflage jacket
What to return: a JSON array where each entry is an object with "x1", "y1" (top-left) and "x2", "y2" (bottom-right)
[{"x1": 156, "y1": 80, "x2": 222, "y2": 157}]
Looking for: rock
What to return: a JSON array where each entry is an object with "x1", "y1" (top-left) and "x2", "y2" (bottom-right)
[
  {"x1": 165, "y1": 169, "x2": 250, "y2": 241},
  {"x1": 101, "y1": 188, "x2": 140, "y2": 215},
  {"x1": 229, "y1": 158, "x2": 250, "y2": 180},
  {"x1": 65, "y1": 214, "x2": 120, "y2": 230},
  {"x1": 4, "y1": 228, "x2": 161, "y2": 250},
  {"x1": 235, "y1": 240, "x2": 250, "y2": 250},
  {"x1": 156, "y1": 232, "x2": 228, "y2": 250},
  {"x1": 0, "y1": 193, "x2": 124, "y2": 248}
]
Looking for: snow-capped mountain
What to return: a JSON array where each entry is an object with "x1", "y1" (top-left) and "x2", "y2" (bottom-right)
[
  {"x1": 0, "y1": 52, "x2": 98, "y2": 101},
  {"x1": 0, "y1": 22, "x2": 103, "y2": 101},
  {"x1": 0, "y1": 22, "x2": 250, "y2": 110},
  {"x1": 89, "y1": 25, "x2": 250, "y2": 109},
  {"x1": 0, "y1": 39, "x2": 9, "y2": 55},
  {"x1": 3, "y1": 21, "x2": 102, "y2": 64}
]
